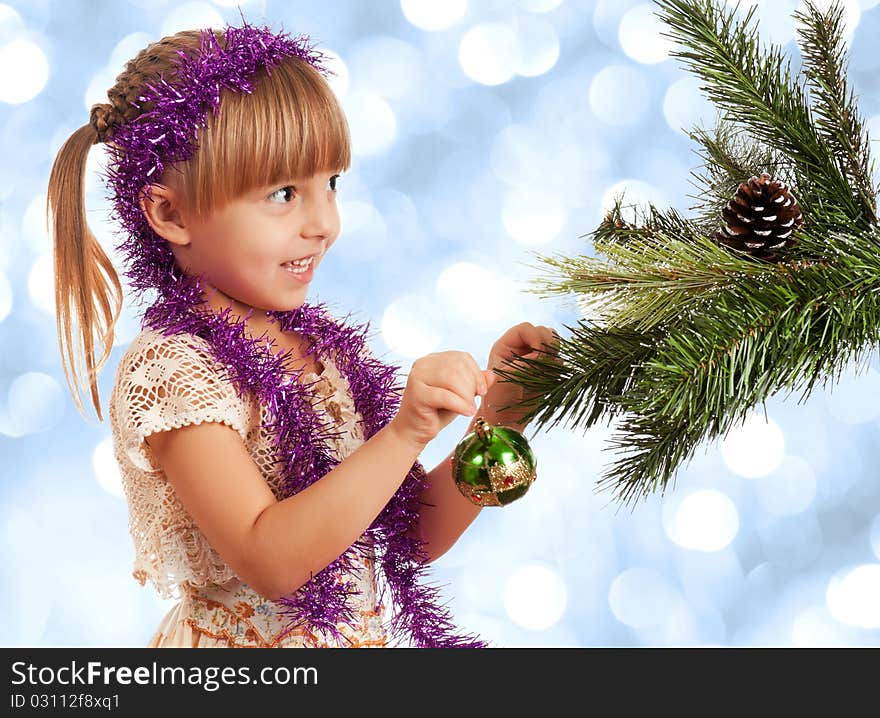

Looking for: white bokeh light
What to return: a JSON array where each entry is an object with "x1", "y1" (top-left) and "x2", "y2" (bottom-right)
[
  {"x1": 664, "y1": 489, "x2": 740, "y2": 552},
  {"x1": 511, "y1": 16, "x2": 559, "y2": 77},
  {"x1": 343, "y1": 91, "x2": 397, "y2": 156},
  {"x1": 608, "y1": 567, "x2": 682, "y2": 629},
  {"x1": 0, "y1": 3, "x2": 24, "y2": 43},
  {"x1": 401, "y1": 0, "x2": 467, "y2": 31},
  {"x1": 501, "y1": 187, "x2": 566, "y2": 246},
  {"x1": 826, "y1": 563, "x2": 880, "y2": 629},
  {"x1": 503, "y1": 564, "x2": 568, "y2": 631},
  {"x1": 93, "y1": 436, "x2": 124, "y2": 498},
  {"x1": 825, "y1": 365, "x2": 880, "y2": 424},
  {"x1": 719, "y1": 411, "x2": 785, "y2": 478},
  {"x1": 2, "y1": 372, "x2": 65, "y2": 437},
  {"x1": 753, "y1": 455, "x2": 817, "y2": 517},
  {"x1": 458, "y1": 23, "x2": 520, "y2": 86},
  {"x1": 792, "y1": 605, "x2": 848, "y2": 647},
  {"x1": 319, "y1": 48, "x2": 350, "y2": 99},
  {"x1": 619, "y1": 2, "x2": 675, "y2": 65},
  {"x1": 27, "y1": 253, "x2": 54, "y2": 315},
  {"x1": 381, "y1": 295, "x2": 443, "y2": 358},
  {"x1": 160, "y1": 2, "x2": 224, "y2": 37},
  {"x1": 435, "y1": 261, "x2": 519, "y2": 329},
  {"x1": 0, "y1": 38, "x2": 49, "y2": 104},
  {"x1": 600, "y1": 179, "x2": 668, "y2": 225},
  {"x1": 589, "y1": 64, "x2": 650, "y2": 127},
  {"x1": 663, "y1": 77, "x2": 717, "y2": 136},
  {"x1": 0, "y1": 269, "x2": 11, "y2": 323}
]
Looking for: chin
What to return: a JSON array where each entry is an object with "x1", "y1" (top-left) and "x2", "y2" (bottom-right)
[{"x1": 264, "y1": 295, "x2": 308, "y2": 313}]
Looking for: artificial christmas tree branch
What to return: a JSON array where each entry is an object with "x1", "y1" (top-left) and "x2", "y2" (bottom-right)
[
  {"x1": 656, "y1": 0, "x2": 865, "y2": 231},
  {"x1": 498, "y1": 0, "x2": 879, "y2": 506},
  {"x1": 793, "y1": 0, "x2": 878, "y2": 224}
]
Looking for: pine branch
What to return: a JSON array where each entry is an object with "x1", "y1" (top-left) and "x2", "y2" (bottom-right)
[
  {"x1": 526, "y1": 217, "x2": 771, "y2": 332},
  {"x1": 595, "y1": 228, "x2": 880, "y2": 505},
  {"x1": 793, "y1": 0, "x2": 878, "y2": 223},
  {"x1": 654, "y1": 0, "x2": 869, "y2": 231},
  {"x1": 514, "y1": 224, "x2": 880, "y2": 505},
  {"x1": 505, "y1": 0, "x2": 880, "y2": 506}
]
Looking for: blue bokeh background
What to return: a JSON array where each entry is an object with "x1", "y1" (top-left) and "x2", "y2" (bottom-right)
[{"x1": 2, "y1": 0, "x2": 880, "y2": 647}]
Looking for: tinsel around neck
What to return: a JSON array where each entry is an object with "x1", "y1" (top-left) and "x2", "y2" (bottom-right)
[{"x1": 142, "y1": 271, "x2": 488, "y2": 648}]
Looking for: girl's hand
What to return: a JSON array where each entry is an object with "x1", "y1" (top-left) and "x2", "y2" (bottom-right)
[
  {"x1": 481, "y1": 322, "x2": 560, "y2": 431},
  {"x1": 389, "y1": 351, "x2": 493, "y2": 451}
]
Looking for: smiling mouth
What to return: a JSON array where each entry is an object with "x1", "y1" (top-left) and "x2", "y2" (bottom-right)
[{"x1": 281, "y1": 255, "x2": 316, "y2": 274}]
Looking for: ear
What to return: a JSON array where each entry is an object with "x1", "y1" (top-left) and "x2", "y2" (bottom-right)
[{"x1": 138, "y1": 183, "x2": 191, "y2": 246}]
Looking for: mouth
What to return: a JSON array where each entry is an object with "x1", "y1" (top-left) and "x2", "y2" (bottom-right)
[{"x1": 280, "y1": 254, "x2": 318, "y2": 275}]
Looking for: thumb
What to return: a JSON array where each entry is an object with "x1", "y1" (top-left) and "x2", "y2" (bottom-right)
[{"x1": 484, "y1": 368, "x2": 497, "y2": 386}]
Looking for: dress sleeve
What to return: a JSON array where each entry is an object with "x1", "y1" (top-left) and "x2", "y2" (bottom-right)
[{"x1": 112, "y1": 331, "x2": 251, "y2": 472}]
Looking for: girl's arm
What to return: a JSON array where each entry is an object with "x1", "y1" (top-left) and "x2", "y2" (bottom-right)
[
  {"x1": 414, "y1": 402, "x2": 522, "y2": 563},
  {"x1": 146, "y1": 418, "x2": 422, "y2": 601},
  {"x1": 415, "y1": 323, "x2": 558, "y2": 561}
]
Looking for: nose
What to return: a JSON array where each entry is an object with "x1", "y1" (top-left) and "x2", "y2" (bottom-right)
[{"x1": 300, "y1": 192, "x2": 339, "y2": 245}]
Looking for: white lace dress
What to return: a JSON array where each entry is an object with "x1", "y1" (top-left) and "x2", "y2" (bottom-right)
[{"x1": 109, "y1": 329, "x2": 389, "y2": 648}]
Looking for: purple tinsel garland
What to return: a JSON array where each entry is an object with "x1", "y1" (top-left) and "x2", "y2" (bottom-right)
[{"x1": 103, "y1": 22, "x2": 487, "y2": 647}]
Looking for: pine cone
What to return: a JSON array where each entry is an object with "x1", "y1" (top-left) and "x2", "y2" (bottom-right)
[{"x1": 715, "y1": 172, "x2": 804, "y2": 260}]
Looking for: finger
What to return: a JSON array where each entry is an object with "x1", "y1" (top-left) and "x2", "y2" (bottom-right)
[
  {"x1": 462, "y1": 353, "x2": 489, "y2": 395},
  {"x1": 539, "y1": 326, "x2": 558, "y2": 351},
  {"x1": 522, "y1": 322, "x2": 547, "y2": 353},
  {"x1": 498, "y1": 323, "x2": 538, "y2": 356},
  {"x1": 425, "y1": 360, "x2": 482, "y2": 406},
  {"x1": 444, "y1": 356, "x2": 486, "y2": 398},
  {"x1": 424, "y1": 384, "x2": 478, "y2": 417}
]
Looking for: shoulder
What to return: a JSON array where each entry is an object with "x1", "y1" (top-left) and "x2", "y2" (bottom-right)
[
  {"x1": 116, "y1": 329, "x2": 217, "y2": 374},
  {"x1": 110, "y1": 328, "x2": 251, "y2": 448},
  {"x1": 112, "y1": 328, "x2": 235, "y2": 395}
]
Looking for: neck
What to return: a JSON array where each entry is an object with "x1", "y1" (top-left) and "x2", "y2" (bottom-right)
[{"x1": 200, "y1": 282, "x2": 303, "y2": 341}]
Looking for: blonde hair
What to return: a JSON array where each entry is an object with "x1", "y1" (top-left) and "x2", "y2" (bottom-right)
[{"x1": 47, "y1": 29, "x2": 351, "y2": 420}]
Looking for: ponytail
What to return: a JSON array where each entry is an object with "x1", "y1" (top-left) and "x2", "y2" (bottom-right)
[{"x1": 47, "y1": 124, "x2": 122, "y2": 421}]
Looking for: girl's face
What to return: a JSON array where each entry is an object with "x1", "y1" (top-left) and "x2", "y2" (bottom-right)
[{"x1": 172, "y1": 171, "x2": 341, "y2": 316}]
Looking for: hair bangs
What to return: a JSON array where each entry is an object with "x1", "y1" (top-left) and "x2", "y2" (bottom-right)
[{"x1": 172, "y1": 57, "x2": 351, "y2": 220}]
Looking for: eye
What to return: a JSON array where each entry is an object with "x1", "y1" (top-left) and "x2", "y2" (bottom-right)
[
  {"x1": 329, "y1": 174, "x2": 340, "y2": 192},
  {"x1": 268, "y1": 186, "x2": 295, "y2": 204}
]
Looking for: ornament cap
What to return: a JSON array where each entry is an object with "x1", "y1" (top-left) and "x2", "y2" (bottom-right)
[{"x1": 474, "y1": 416, "x2": 493, "y2": 442}]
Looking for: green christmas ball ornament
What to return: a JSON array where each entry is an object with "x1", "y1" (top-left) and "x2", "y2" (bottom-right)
[{"x1": 451, "y1": 417, "x2": 538, "y2": 507}]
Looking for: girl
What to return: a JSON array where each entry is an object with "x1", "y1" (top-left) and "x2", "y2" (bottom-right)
[{"x1": 47, "y1": 22, "x2": 558, "y2": 648}]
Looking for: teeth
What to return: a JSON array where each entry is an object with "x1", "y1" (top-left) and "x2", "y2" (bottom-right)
[{"x1": 283, "y1": 256, "x2": 314, "y2": 273}]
